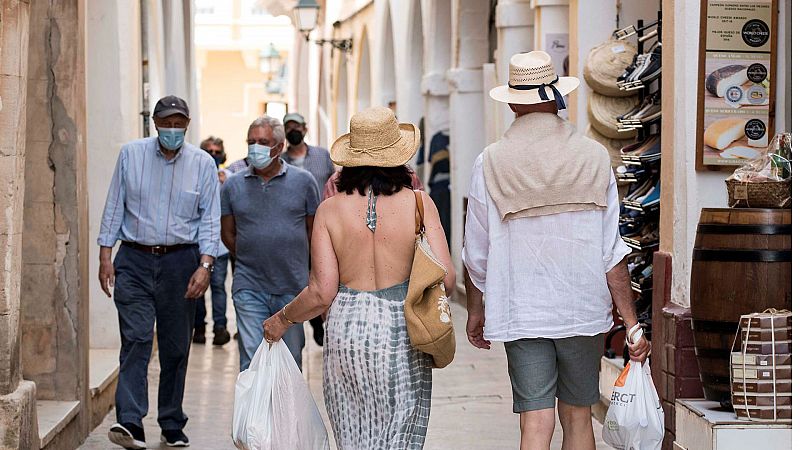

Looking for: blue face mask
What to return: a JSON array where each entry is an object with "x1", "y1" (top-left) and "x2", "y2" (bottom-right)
[
  {"x1": 157, "y1": 127, "x2": 186, "y2": 151},
  {"x1": 248, "y1": 143, "x2": 279, "y2": 169}
]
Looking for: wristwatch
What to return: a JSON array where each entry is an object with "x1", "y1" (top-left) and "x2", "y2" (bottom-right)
[{"x1": 200, "y1": 261, "x2": 214, "y2": 273}]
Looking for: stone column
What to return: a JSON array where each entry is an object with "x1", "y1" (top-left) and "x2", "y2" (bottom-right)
[
  {"x1": 448, "y1": 0, "x2": 491, "y2": 282},
  {"x1": 162, "y1": 0, "x2": 199, "y2": 144},
  {"x1": 21, "y1": 0, "x2": 90, "y2": 446},
  {"x1": 289, "y1": 31, "x2": 311, "y2": 119},
  {"x1": 567, "y1": 0, "x2": 616, "y2": 129},
  {"x1": 0, "y1": 1, "x2": 38, "y2": 448},
  {"x1": 387, "y1": 0, "x2": 424, "y2": 129},
  {"x1": 532, "y1": 0, "x2": 569, "y2": 64},
  {"x1": 420, "y1": 0, "x2": 452, "y2": 185},
  {"x1": 494, "y1": 0, "x2": 535, "y2": 128}
]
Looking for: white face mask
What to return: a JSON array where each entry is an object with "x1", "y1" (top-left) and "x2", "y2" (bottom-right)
[{"x1": 247, "y1": 143, "x2": 279, "y2": 169}]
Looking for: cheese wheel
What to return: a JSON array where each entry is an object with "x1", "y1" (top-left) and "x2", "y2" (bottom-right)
[
  {"x1": 587, "y1": 91, "x2": 639, "y2": 140},
  {"x1": 704, "y1": 118, "x2": 746, "y2": 150},
  {"x1": 584, "y1": 39, "x2": 638, "y2": 97},
  {"x1": 705, "y1": 65, "x2": 748, "y2": 97}
]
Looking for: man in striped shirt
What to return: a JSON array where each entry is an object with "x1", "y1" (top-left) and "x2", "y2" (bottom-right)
[{"x1": 97, "y1": 95, "x2": 220, "y2": 449}]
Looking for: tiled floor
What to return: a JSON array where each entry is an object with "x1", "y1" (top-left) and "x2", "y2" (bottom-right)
[{"x1": 82, "y1": 303, "x2": 611, "y2": 449}]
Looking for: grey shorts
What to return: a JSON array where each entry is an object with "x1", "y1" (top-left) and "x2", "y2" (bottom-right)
[{"x1": 504, "y1": 334, "x2": 604, "y2": 413}]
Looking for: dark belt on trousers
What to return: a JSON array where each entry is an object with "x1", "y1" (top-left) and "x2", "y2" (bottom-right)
[{"x1": 121, "y1": 241, "x2": 198, "y2": 255}]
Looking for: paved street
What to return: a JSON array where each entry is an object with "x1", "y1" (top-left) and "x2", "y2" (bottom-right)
[{"x1": 82, "y1": 302, "x2": 610, "y2": 449}]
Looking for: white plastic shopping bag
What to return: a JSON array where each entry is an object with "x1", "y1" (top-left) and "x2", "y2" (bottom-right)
[
  {"x1": 232, "y1": 339, "x2": 329, "y2": 450},
  {"x1": 602, "y1": 359, "x2": 665, "y2": 450}
]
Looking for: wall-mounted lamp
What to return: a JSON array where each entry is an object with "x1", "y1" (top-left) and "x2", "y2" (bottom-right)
[
  {"x1": 259, "y1": 43, "x2": 282, "y2": 77},
  {"x1": 293, "y1": 0, "x2": 353, "y2": 53}
]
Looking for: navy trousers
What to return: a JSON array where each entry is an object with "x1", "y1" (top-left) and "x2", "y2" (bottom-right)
[
  {"x1": 113, "y1": 244, "x2": 199, "y2": 430},
  {"x1": 194, "y1": 253, "x2": 229, "y2": 330}
]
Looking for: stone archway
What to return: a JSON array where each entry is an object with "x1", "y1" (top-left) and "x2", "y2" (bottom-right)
[{"x1": 356, "y1": 28, "x2": 372, "y2": 113}]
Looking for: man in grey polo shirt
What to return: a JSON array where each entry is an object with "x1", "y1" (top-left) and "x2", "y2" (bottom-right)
[{"x1": 221, "y1": 115, "x2": 321, "y2": 371}]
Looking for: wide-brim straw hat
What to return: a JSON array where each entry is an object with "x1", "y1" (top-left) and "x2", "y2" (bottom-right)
[
  {"x1": 331, "y1": 107, "x2": 420, "y2": 167},
  {"x1": 490, "y1": 50, "x2": 580, "y2": 105}
]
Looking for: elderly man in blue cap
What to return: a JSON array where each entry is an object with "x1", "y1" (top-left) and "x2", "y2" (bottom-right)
[{"x1": 98, "y1": 95, "x2": 220, "y2": 449}]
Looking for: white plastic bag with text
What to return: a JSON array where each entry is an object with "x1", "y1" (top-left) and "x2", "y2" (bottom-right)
[
  {"x1": 602, "y1": 360, "x2": 664, "y2": 450},
  {"x1": 232, "y1": 339, "x2": 329, "y2": 450}
]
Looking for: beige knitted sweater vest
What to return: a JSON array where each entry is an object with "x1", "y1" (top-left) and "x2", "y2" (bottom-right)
[{"x1": 483, "y1": 112, "x2": 611, "y2": 220}]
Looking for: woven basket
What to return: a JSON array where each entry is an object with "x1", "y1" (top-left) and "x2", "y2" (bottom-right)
[{"x1": 726, "y1": 179, "x2": 792, "y2": 208}]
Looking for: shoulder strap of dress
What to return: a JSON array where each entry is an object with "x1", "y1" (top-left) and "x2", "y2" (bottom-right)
[{"x1": 414, "y1": 190, "x2": 425, "y2": 235}]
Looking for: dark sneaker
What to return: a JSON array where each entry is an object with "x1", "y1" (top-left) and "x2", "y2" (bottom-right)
[
  {"x1": 192, "y1": 327, "x2": 206, "y2": 344},
  {"x1": 212, "y1": 327, "x2": 231, "y2": 346},
  {"x1": 108, "y1": 422, "x2": 146, "y2": 449},
  {"x1": 161, "y1": 429, "x2": 190, "y2": 447}
]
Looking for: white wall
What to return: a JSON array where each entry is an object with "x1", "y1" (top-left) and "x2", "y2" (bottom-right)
[
  {"x1": 86, "y1": 0, "x2": 142, "y2": 348},
  {"x1": 87, "y1": 0, "x2": 204, "y2": 346}
]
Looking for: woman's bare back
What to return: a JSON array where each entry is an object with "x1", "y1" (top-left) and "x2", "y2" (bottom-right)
[{"x1": 324, "y1": 188, "x2": 418, "y2": 291}]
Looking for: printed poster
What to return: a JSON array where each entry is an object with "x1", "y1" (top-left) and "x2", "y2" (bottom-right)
[
  {"x1": 545, "y1": 33, "x2": 569, "y2": 76},
  {"x1": 697, "y1": 0, "x2": 777, "y2": 167}
]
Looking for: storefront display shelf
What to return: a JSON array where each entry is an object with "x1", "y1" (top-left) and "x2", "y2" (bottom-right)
[
  {"x1": 621, "y1": 157, "x2": 661, "y2": 167},
  {"x1": 631, "y1": 284, "x2": 653, "y2": 295},
  {"x1": 621, "y1": 200, "x2": 660, "y2": 213},
  {"x1": 622, "y1": 238, "x2": 659, "y2": 251}
]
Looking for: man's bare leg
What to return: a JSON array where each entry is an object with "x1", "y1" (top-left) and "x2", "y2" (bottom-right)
[
  {"x1": 520, "y1": 408, "x2": 555, "y2": 450},
  {"x1": 557, "y1": 401, "x2": 595, "y2": 450}
]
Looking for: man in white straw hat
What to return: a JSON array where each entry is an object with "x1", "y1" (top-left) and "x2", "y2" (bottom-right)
[{"x1": 462, "y1": 51, "x2": 650, "y2": 449}]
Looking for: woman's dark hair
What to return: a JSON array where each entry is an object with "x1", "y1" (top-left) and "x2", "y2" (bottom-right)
[{"x1": 336, "y1": 165, "x2": 414, "y2": 196}]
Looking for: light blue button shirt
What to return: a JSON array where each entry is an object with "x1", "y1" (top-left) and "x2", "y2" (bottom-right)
[{"x1": 97, "y1": 137, "x2": 221, "y2": 256}]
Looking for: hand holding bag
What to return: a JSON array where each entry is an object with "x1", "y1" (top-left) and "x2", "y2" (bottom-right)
[
  {"x1": 602, "y1": 328, "x2": 664, "y2": 450},
  {"x1": 404, "y1": 190, "x2": 456, "y2": 368},
  {"x1": 232, "y1": 339, "x2": 329, "y2": 450}
]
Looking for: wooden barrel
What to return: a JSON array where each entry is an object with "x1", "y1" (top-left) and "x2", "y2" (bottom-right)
[{"x1": 690, "y1": 208, "x2": 791, "y2": 405}]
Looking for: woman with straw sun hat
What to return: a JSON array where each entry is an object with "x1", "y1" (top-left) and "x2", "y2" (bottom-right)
[{"x1": 262, "y1": 107, "x2": 455, "y2": 449}]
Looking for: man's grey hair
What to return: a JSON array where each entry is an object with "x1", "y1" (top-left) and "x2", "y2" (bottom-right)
[{"x1": 248, "y1": 115, "x2": 285, "y2": 144}]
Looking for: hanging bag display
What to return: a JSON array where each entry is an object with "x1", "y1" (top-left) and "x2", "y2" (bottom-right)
[{"x1": 404, "y1": 190, "x2": 456, "y2": 369}]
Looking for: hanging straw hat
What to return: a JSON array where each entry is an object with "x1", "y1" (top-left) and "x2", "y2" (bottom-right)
[
  {"x1": 587, "y1": 91, "x2": 639, "y2": 140},
  {"x1": 489, "y1": 50, "x2": 580, "y2": 108},
  {"x1": 584, "y1": 39, "x2": 638, "y2": 97},
  {"x1": 331, "y1": 107, "x2": 420, "y2": 167}
]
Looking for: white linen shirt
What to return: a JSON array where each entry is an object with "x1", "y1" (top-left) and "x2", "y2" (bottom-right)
[{"x1": 462, "y1": 154, "x2": 631, "y2": 342}]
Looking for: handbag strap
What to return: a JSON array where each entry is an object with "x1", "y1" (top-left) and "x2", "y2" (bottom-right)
[{"x1": 414, "y1": 190, "x2": 425, "y2": 236}]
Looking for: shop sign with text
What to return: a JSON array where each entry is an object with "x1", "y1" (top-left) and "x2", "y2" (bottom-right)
[{"x1": 696, "y1": 0, "x2": 778, "y2": 168}]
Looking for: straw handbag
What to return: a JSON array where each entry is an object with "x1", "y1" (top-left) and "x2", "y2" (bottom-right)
[{"x1": 404, "y1": 191, "x2": 456, "y2": 369}]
